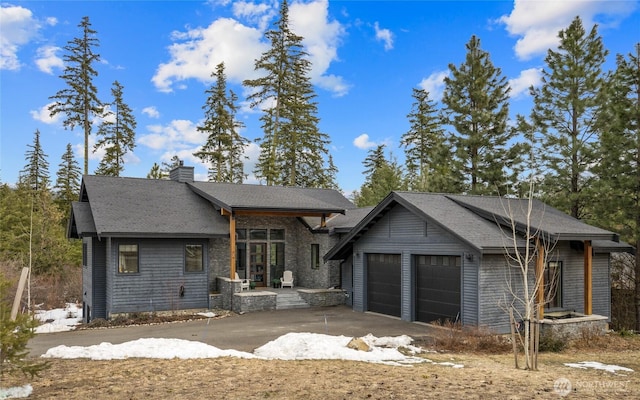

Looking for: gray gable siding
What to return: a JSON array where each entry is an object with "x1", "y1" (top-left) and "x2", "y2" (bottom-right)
[
  {"x1": 106, "y1": 238, "x2": 209, "y2": 315},
  {"x1": 352, "y1": 204, "x2": 479, "y2": 324}
]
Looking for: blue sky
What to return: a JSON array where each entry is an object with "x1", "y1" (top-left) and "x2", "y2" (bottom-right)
[{"x1": 1, "y1": 0, "x2": 639, "y2": 195}]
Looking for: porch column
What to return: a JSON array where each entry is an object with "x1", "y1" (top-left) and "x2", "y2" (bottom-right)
[
  {"x1": 584, "y1": 240, "x2": 593, "y2": 315},
  {"x1": 536, "y1": 238, "x2": 545, "y2": 319},
  {"x1": 228, "y1": 211, "x2": 236, "y2": 279}
]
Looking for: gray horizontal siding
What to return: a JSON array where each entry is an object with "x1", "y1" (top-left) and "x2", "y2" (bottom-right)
[
  {"x1": 107, "y1": 238, "x2": 209, "y2": 315},
  {"x1": 557, "y1": 243, "x2": 610, "y2": 319},
  {"x1": 92, "y1": 238, "x2": 107, "y2": 319}
]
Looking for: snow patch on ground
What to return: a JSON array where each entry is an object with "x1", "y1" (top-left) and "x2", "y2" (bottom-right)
[
  {"x1": 34, "y1": 303, "x2": 82, "y2": 333},
  {"x1": 0, "y1": 384, "x2": 32, "y2": 399},
  {"x1": 564, "y1": 361, "x2": 634, "y2": 375}
]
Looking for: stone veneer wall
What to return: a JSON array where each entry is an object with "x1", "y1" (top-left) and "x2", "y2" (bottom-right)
[
  {"x1": 298, "y1": 289, "x2": 346, "y2": 307},
  {"x1": 539, "y1": 314, "x2": 608, "y2": 340}
]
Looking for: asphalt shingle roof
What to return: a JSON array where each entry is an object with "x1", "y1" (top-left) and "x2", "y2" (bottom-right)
[
  {"x1": 78, "y1": 175, "x2": 229, "y2": 237},
  {"x1": 447, "y1": 195, "x2": 618, "y2": 241},
  {"x1": 188, "y1": 181, "x2": 355, "y2": 213}
]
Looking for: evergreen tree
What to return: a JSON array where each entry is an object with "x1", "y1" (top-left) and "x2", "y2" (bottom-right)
[
  {"x1": 593, "y1": 43, "x2": 640, "y2": 330},
  {"x1": 94, "y1": 81, "x2": 136, "y2": 176},
  {"x1": 401, "y1": 88, "x2": 462, "y2": 193},
  {"x1": 194, "y1": 62, "x2": 247, "y2": 183},
  {"x1": 353, "y1": 145, "x2": 405, "y2": 206},
  {"x1": 0, "y1": 275, "x2": 50, "y2": 377},
  {"x1": 53, "y1": 143, "x2": 82, "y2": 216},
  {"x1": 147, "y1": 162, "x2": 167, "y2": 179},
  {"x1": 48, "y1": 16, "x2": 102, "y2": 175},
  {"x1": 243, "y1": 0, "x2": 335, "y2": 187},
  {"x1": 442, "y1": 35, "x2": 517, "y2": 195},
  {"x1": 19, "y1": 129, "x2": 50, "y2": 192},
  {"x1": 531, "y1": 16, "x2": 608, "y2": 219}
]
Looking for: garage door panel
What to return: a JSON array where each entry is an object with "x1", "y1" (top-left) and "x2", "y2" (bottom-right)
[
  {"x1": 367, "y1": 254, "x2": 401, "y2": 318},
  {"x1": 416, "y1": 255, "x2": 461, "y2": 323}
]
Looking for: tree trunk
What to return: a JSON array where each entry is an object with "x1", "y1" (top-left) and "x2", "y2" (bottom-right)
[{"x1": 635, "y1": 238, "x2": 640, "y2": 332}]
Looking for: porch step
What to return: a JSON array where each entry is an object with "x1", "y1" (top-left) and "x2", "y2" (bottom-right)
[{"x1": 276, "y1": 291, "x2": 309, "y2": 310}]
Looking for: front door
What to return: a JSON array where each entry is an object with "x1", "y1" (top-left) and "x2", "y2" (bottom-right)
[{"x1": 250, "y1": 243, "x2": 267, "y2": 286}]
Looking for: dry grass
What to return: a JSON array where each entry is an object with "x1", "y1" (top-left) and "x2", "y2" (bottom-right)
[{"x1": 2, "y1": 336, "x2": 638, "y2": 399}]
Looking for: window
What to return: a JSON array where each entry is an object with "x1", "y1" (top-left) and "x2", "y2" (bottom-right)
[
  {"x1": 185, "y1": 244, "x2": 203, "y2": 272},
  {"x1": 118, "y1": 244, "x2": 138, "y2": 274},
  {"x1": 236, "y1": 229, "x2": 247, "y2": 240},
  {"x1": 82, "y1": 242, "x2": 87, "y2": 266},
  {"x1": 545, "y1": 261, "x2": 562, "y2": 308},
  {"x1": 311, "y1": 244, "x2": 320, "y2": 269},
  {"x1": 250, "y1": 229, "x2": 267, "y2": 240},
  {"x1": 270, "y1": 229, "x2": 285, "y2": 240}
]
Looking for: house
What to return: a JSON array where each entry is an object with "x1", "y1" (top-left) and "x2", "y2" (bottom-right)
[
  {"x1": 68, "y1": 165, "x2": 631, "y2": 334},
  {"x1": 324, "y1": 191, "x2": 632, "y2": 333},
  {"x1": 68, "y1": 165, "x2": 355, "y2": 322}
]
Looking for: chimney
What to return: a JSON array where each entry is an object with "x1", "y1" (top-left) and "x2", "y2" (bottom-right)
[{"x1": 169, "y1": 161, "x2": 194, "y2": 182}]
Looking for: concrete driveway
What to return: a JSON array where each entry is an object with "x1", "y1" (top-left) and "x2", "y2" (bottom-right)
[{"x1": 28, "y1": 306, "x2": 435, "y2": 357}]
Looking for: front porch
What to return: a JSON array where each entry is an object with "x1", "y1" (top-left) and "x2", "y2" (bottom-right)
[{"x1": 211, "y1": 277, "x2": 347, "y2": 313}]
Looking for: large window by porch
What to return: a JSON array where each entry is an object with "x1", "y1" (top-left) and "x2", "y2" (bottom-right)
[{"x1": 544, "y1": 261, "x2": 562, "y2": 309}]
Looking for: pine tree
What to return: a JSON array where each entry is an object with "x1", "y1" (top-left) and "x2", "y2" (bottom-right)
[
  {"x1": 243, "y1": 0, "x2": 336, "y2": 188},
  {"x1": 19, "y1": 129, "x2": 50, "y2": 192},
  {"x1": 147, "y1": 163, "x2": 167, "y2": 179},
  {"x1": 94, "y1": 81, "x2": 136, "y2": 176},
  {"x1": 401, "y1": 88, "x2": 461, "y2": 193},
  {"x1": 53, "y1": 143, "x2": 82, "y2": 215},
  {"x1": 194, "y1": 62, "x2": 247, "y2": 183},
  {"x1": 531, "y1": 16, "x2": 608, "y2": 219},
  {"x1": 353, "y1": 145, "x2": 406, "y2": 206},
  {"x1": 593, "y1": 43, "x2": 639, "y2": 330},
  {"x1": 48, "y1": 16, "x2": 102, "y2": 175},
  {"x1": 442, "y1": 35, "x2": 517, "y2": 195}
]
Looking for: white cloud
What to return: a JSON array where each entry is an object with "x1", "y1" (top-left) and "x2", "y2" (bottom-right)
[
  {"x1": 418, "y1": 70, "x2": 449, "y2": 102},
  {"x1": 45, "y1": 17, "x2": 58, "y2": 26},
  {"x1": 35, "y1": 45, "x2": 63, "y2": 74},
  {"x1": 30, "y1": 102, "x2": 61, "y2": 124},
  {"x1": 287, "y1": 0, "x2": 349, "y2": 96},
  {"x1": 142, "y1": 106, "x2": 160, "y2": 119},
  {"x1": 498, "y1": 0, "x2": 637, "y2": 60},
  {"x1": 353, "y1": 133, "x2": 377, "y2": 150},
  {"x1": 374, "y1": 21, "x2": 393, "y2": 51},
  {"x1": 153, "y1": 0, "x2": 349, "y2": 96},
  {"x1": 0, "y1": 5, "x2": 40, "y2": 70},
  {"x1": 508, "y1": 67, "x2": 542, "y2": 98},
  {"x1": 152, "y1": 18, "x2": 267, "y2": 92},
  {"x1": 232, "y1": 0, "x2": 275, "y2": 31}
]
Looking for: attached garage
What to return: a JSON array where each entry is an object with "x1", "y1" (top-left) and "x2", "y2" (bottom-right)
[
  {"x1": 415, "y1": 255, "x2": 461, "y2": 323},
  {"x1": 367, "y1": 253, "x2": 401, "y2": 317}
]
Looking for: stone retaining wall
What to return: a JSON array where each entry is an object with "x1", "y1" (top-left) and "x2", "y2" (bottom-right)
[
  {"x1": 298, "y1": 288, "x2": 346, "y2": 307},
  {"x1": 540, "y1": 314, "x2": 608, "y2": 340}
]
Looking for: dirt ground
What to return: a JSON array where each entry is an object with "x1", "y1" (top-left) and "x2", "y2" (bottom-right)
[{"x1": 3, "y1": 337, "x2": 639, "y2": 399}]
